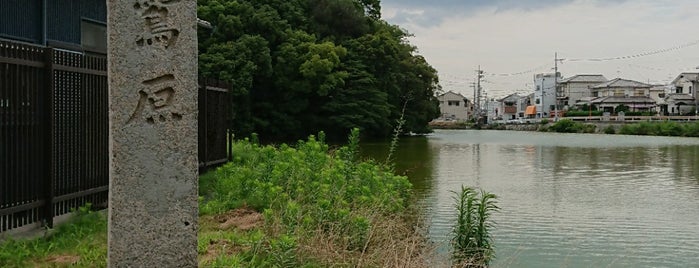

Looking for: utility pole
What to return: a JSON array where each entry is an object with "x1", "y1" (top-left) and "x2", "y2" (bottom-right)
[
  {"x1": 541, "y1": 77, "x2": 545, "y2": 119},
  {"x1": 471, "y1": 82, "x2": 477, "y2": 120},
  {"x1": 470, "y1": 82, "x2": 478, "y2": 120},
  {"x1": 554, "y1": 52, "x2": 558, "y2": 121},
  {"x1": 554, "y1": 52, "x2": 564, "y2": 121},
  {"x1": 476, "y1": 66, "x2": 484, "y2": 123}
]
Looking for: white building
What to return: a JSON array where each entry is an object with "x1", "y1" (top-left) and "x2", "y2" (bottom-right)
[
  {"x1": 437, "y1": 91, "x2": 471, "y2": 121},
  {"x1": 485, "y1": 98, "x2": 500, "y2": 124},
  {"x1": 671, "y1": 72, "x2": 699, "y2": 98},
  {"x1": 533, "y1": 73, "x2": 560, "y2": 118},
  {"x1": 668, "y1": 73, "x2": 698, "y2": 115}
]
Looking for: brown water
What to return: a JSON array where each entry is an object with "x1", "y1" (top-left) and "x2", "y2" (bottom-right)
[{"x1": 362, "y1": 129, "x2": 699, "y2": 267}]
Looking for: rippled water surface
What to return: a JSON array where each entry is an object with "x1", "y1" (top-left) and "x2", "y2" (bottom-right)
[{"x1": 362, "y1": 130, "x2": 699, "y2": 267}]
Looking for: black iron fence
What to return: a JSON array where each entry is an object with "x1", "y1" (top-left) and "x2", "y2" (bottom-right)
[
  {"x1": 198, "y1": 77, "x2": 231, "y2": 172},
  {"x1": 1, "y1": 39, "x2": 231, "y2": 233}
]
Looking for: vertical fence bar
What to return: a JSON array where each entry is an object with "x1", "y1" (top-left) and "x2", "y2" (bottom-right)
[
  {"x1": 1, "y1": 52, "x2": 6, "y2": 231},
  {"x1": 43, "y1": 47, "x2": 55, "y2": 228},
  {"x1": 10, "y1": 50, "x2": 18, "y2": 229},
  {"x1": 227, "y1": 85, "x2": 233, "y2": 161},
  {"x1": 202, "y1": 82, "x2": 208, "y2": 170}
]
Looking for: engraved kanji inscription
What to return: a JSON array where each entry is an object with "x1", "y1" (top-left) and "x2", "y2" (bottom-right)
[
  {"x1": 134, "y1": 0, "x2": 180, "y2": 48},
  {"x1": 127, "y1": 74, "x2": 183, "y2": 125}
]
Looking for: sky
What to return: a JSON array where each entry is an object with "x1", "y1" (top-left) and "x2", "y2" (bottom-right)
[{"x1": 380, "y1": 0, "x2": 699, "y2": 99}]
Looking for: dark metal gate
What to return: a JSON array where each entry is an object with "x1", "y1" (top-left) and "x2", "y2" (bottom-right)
[{"x1": 0, "y1": 40, "x2": 109, "y2": 232}]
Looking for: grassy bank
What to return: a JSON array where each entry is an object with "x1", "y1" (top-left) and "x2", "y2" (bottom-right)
[
  {"x1": 541, "y1": 119, "x2": 596, "y2": 133},
  {"x1": 197, "y1": 129, "x2": 431, "y2": 267},
  {"x1": 541, "y1": 119, "x2": 699, "y2": 137},
  {"x1": 618, "y1": 121, "x2": 699, "y2": 137},
  {"x1": 0, "y1": 130, "x2": 433, "y2": 267}
]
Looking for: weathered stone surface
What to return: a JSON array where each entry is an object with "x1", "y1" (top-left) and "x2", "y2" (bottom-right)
[{"x1": 107, "y1": 0, "x2": 197, "y2": 266}]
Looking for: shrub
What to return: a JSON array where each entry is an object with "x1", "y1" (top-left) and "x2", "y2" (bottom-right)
[
  {"x1": 540, "y1": 119, "x2": 549, "y2": 125},
  {"x1": 603, "y1": 125, "x2": 616, "y2": 134},
  {"x1": 624, "y1": 111, "x2": 656, "y2": 116},
  {"x1": 615, "y1": 104, "x2": 630, "y2": 114},
  {"x1": 547, "y1": 119, "x2": 596, "y2": 133},
  {"x1": 563, "y1": 110, "x2": 603, "y2": 117},
  {"x1": 685, "y1": 122, "x2": 699, "y2": 137},
  {"x1": 657, "y1": 122, "x2": 684, "y2": 136},
  {"x1": 617, "y1": 121, "x2": 699, "y2": 137}
]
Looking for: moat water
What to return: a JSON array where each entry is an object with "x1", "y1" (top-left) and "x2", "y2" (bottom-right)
[{"x1": 362, "y1": 129, "x2": 699, "y2": 267}]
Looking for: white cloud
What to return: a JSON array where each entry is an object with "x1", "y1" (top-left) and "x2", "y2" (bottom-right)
[{"x1": 384, "y1": 0, "x2": 699, "y2": 98}]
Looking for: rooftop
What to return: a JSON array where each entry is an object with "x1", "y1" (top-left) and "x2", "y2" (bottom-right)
[
  {"x1": 671, "y1": 72, "x2": 699, "y2": 85},
  {"x1": 666, "y1": 93, "x2": 696, "y2": 101},
  {"x1": 592, "y1": 78, "x2": 652, "y2": 89},
  {"x1": 591, "y1": 96, "x2": 656, "y2": 104},
  {"x1": 560, "y1": 74, "x2": 607, "y2": 83}
]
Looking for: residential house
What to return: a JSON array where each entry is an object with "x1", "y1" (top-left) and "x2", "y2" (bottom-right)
[
  {"x1": 437, "y1": 91, "x2": 471, "y2": 121},
  {"x1": 671, "y1": 72, "x2": 699, "y2": 97},
  {"x1": 533, "y1": 73, "x2": 560, "y2": 118},
  {"x1": 498, "y1": 93, "x2": 521, "y2": 120},
  {"x1": 649, "y1": 85, "x2": 669, "y2": 115},
  {"x1": 590, "y1": 78, "x2": 656, "y2": 113},
  {"x1": 519, "y1": 93, "x2": 535, "y2": 119},
  {"x1": 664, "y1": 94, "x2": 695, "y2": 115},
  {"x1": 557, "y1": 74, "x2": 607, "y2": 109},
  {"x1": 668, "y1": 73, "x2": 698, "y2": 115}
]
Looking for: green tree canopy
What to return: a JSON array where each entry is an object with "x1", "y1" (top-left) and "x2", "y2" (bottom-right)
[{"x1": 198, "y1": 0, "x2": 440, "y2": 141}]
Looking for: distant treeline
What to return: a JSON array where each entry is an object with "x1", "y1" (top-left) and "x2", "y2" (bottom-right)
[{"x1": 198, "y1": 0, "x2": 440, "y2": 142}]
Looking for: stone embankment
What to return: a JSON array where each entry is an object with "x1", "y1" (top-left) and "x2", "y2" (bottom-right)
[{"x1": 502, "y1": 124, "x2": 541, "y2": 131}]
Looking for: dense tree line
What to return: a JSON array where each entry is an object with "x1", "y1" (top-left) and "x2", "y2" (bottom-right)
[{"x1": 198, "y1": 0, "x2": 440, "y2": 141}]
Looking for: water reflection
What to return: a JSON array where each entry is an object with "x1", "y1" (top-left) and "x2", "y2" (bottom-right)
[
  {"x1": 363, "y1": 130, "x2": 699, "y2": 267},
  {"x1": 360, "y1": 136, "x2": 436, "y2": 196}
]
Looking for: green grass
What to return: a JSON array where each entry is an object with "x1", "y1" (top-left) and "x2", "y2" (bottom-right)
[
  {"x1": 0, "y1": 205, "x2": 107, "y2": 267},
  {"x1": 1, "y1": 129, "x2": 432, "y2": 267}
]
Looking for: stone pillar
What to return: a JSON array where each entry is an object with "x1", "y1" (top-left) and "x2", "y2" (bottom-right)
[{"x1": 107, "y1": 0, "x2": 198, "y2": 266}]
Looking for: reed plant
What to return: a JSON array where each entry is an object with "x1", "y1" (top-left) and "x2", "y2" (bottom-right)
[{"x1": 450, "y1": 186, "x2": 498, "y2": 267}]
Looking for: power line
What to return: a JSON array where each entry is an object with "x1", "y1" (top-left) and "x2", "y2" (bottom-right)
[
  {"x1": 474, "y1": 38, "x2": 699, "y2": 81},
  {"x1": 491, "y1": 62, "x2": 551, "y2": 77},
  {"x1": 565, "y1": 39, "x2": 699, "y2": 62}
]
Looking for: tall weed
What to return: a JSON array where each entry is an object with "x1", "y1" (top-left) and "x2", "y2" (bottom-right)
[
  {"x1": 198, "y1": 129, "x2": 417, "y2": 266},
  {"x1": 451, "y1": 186, "x2": 499, "y2": 267}
]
